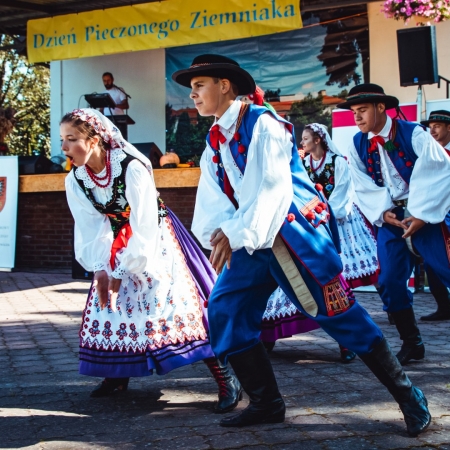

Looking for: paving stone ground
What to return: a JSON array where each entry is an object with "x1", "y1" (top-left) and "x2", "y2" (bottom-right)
[{"x1": 0, "y1": 271, "x2": 449, "y2": 450}]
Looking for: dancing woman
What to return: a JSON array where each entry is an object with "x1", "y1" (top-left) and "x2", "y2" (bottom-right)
[
  {"x1": 61, "y1": 109, "x2": 241, "y2": 413},
  {"x1": 302, "y1": 123, "x2": 379, "y2": 288}
]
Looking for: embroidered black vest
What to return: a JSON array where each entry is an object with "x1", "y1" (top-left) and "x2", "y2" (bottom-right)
[
  {"x1": 73, "y1": 154, "x2": 166, "y2": 238},
  {"x1": 304, "y1": 154, "x2": 338, "y2": 201}
]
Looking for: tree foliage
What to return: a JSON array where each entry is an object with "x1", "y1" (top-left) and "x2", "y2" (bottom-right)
[
  {"x1": 0, "y1": 35, "x2": 50, "y2": 156},
  {"x1": 288, "y1": 93, "x2": 332, "y2": 145},
  {"x1": 264, "y1": 88, "x2": 281, "y2": 102},
  {"x1": 166, "y1": 104, "x2": 213, "y2": 164},
  {"x1": 304, "y1": 6, "x2": 369, "y2": 88}
]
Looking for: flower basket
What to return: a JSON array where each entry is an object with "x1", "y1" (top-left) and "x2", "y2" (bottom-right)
[{"x1": 382, "y1": 0, "x2": 450, "y2": 25}]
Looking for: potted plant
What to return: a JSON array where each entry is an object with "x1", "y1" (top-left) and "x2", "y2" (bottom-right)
[{"x1": 382, "y1": 0, "x2": 450, "y2": 25}]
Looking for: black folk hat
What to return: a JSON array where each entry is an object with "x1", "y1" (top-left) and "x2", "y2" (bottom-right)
[
  {"x1": 420, "y1": 110, "x2": 450, "y2": 127},
  {"x1": 172, "y1": 54, "x2": 256, "y2": 95},
  {"x1": 337, "y1": 83, "x2": 399, "y2": 110}
]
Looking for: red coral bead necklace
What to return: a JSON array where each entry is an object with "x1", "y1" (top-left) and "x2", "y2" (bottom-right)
[
  {"x1": 309, "y1": 151, "x2": 327, "y2": 173},
  {"x1": 85, "y1": 150, "x2": 112, "y2": 188}
]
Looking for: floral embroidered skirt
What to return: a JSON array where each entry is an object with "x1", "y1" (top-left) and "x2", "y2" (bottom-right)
[
  {"x1": 261, "y1": 287, "x2": 320, "y2": 342},
  {"x1": 79, "y1": 209, "x2": 215, "y2": 378},
  {"x1": 338, "y1": 204, "x2": 379, "y2": 288}
]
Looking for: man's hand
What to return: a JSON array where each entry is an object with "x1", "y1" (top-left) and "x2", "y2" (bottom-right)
[
  {"x1": 402, "y1": 216, "x2": 426, "y2": 239},
  {"x1": 209, "y1": 229, "x2": 232, "y2": 275},
  {"x1": 108, "y1": 277, "x2": 122, "y2": 312},
  {"x1": 93, "y1": 270, "x2": 109, "y2": 310},
  {"x1": 383, "y1": 211, "x2": 408, "y2": 229}
]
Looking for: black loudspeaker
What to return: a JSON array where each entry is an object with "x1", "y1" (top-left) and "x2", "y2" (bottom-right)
[
  {"x1": 397, "y1": 26, "x2": 438, "y2": 87},
  {"x1": 18, "y1": 155, "x2": 63, "y2": 175},
  {"x1": 132, "y1": 142, "x2": 163, "y2": 169}
]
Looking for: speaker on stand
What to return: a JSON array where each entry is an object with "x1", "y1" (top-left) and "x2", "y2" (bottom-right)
[{"x1": 397, "y1": 26, "x2": 439, "y2": 121}]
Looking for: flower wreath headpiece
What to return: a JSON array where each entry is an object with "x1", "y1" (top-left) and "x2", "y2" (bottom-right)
[
  {"x1": 305, "y1": 123, "x2": 330, "y2": 152},
  {"x1": 71, "y1": 109, "x2": 125, "y2": 151}
]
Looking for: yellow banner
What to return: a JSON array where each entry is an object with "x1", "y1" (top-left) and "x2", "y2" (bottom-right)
[{"x1": 27, "y1": 0, "x2": 302, "y2": 63}]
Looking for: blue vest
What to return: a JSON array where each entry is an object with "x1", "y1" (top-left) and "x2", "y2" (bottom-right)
[
  {"x1": 353, "y1": 120, "x2": 418, "y2": 187},
  {"x1": 208, "y1": 104, "x2": 343, "y2": 286}
]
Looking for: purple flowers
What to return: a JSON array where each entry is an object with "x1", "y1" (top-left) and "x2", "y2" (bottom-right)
[{"x1": 382, "y1": 0, "x2": 450, "y2": 23}]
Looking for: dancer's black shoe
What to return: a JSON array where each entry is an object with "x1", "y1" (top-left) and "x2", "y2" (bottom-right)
[
  {"x1": 360, "y1": 337, "x2": 431, "y2": 437},
  {"x1": 390, "y1": 307, "x2": 425, "y2": 365},
  {"x1": 204, "y1": 357, "x2": 243, "y2": 413},
  {"x1": 220, "y1": 342, "x2": 285, "y2": 427},
  {"x1": 90, "y1": 377, "x2": 129, "y2": 397}
]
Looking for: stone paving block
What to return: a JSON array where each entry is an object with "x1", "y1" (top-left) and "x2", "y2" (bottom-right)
[
  {"x1": 323, "y1": 436, "x2": 379, "y2": 450},
  {"x1": 206, "y1": 430, "x2": 261, "y2": 449},
  {"x1": 368, "y1": 432, "x2": 424, "y2": 449}
]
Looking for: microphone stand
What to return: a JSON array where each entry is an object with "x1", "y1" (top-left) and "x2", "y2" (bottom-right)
[{"x1": 113, "y1": 84, "x2": 131, "y2": 99}]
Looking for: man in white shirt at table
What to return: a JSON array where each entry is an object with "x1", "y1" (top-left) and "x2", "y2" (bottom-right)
[{"x1": 101, "y1": 72, "x2": 129, "y2": 116}]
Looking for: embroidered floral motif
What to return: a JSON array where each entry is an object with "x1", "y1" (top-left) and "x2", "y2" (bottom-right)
[
  {"x1": 158, "y1": 318, "x2": 170, "y2": 336},
  {"x1": 116, "y1": 323, "x2": 128, "y2": 340},
  {"x1": 129, "y1": 323, "x2": 139, "y2": 341},
  {"x1": 102, "y1": 321, "x2": 113, "y2": 339},
  {"x1": 174, "y1": 315, "x2": 185, "y2": 332},
  {"x1": 89, "y1": 320, "x2": 100, "y2": 337},
  {"x1": 187, "y1": 312, "x2": 199, "y2": 330},
  {"x1": 145, "y1": 321, "x2": 156, "y2": 338}
]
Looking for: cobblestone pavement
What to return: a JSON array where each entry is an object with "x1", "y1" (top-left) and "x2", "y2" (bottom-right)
[{"x1": 0, "y1": 271, "x2": 449, "y2": 450}]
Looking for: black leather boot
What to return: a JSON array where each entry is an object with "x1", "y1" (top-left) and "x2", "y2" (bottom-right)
[
  {"x1": 387, "y1": 312, "x2": 395, "y2": 325},
  {"x1": 262, "y1": 341, "x2": 276, "y2": 353},
  {"x1": 420, "y1": 267, "x2": 450, "y2": 321},
  {"x1": 204, "y1": 357, "x2": 243, "y2": 414},
  {"x1": 338, "y1": 344, "x2": 356, "y2": 363},
  {"x1": 220, "y1": 342, "x2": 285, "y2": 427},
  {"x1": 360, "y1": 337, "x2": 431, "y2": 437},
  {"x1": 390, "y1": 307, "x2": 425, "y2": 365},
  {"x1": 90, "y1": 377, "x2": 129, "y2": 397}
]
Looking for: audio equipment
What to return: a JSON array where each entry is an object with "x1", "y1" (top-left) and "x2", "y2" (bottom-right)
[
  {"x1": 132, "y1": 142, "x2": 163, "y2": 169},
  {"x1": 397, "y1": 26, "x2": 438, "y2": 87},
  {"x1": 18, "y1": 155, "x2": 63, "y2": 175}
]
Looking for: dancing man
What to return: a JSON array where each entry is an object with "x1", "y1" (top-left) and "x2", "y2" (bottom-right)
[
  {"x1": 172, "y1": 55, "x2": 431, "y2": 436},
  {"x1": 338, "y1": 84, "x2": 450, "y2": 364}
]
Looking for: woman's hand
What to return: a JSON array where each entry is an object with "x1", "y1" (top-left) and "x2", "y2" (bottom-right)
[
  {"x1": 93, "y1": 270, "x2": 109, "y2": 310},
  {"x1": 108, "y1": 276, "x2": 122, "y2": 312}
]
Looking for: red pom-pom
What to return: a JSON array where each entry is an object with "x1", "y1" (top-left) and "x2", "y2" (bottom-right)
[
  {"x1": 212, "y1": 155, "x2": 219, "y2": 163},
  {"x1": 234, "y1": 132, "x2": 241, "y2": 141},
  {"x1": 398, "y1": 151, "x2": 405, "y2": 157},
  {"x1": 315, "y1": 183, "x2": 323, "y2": 191},
  {"x1": 215, "y1": 171, "x2": 218, "y2": 176},
  {"x1": 394, "y1": 142, "x2": 400, "y2": 148},
  {"x1": 406, "y1": 161, "x2": 413, "y2": 167},
  {"x1": 315, "y1": 206, "x2": 323, "y2": 214},
  {"x1": 238, "y1": 144, "x2": 246, "y2": 154},
  {"x1": 368, "y1": 167, "x2": 374, "y2": 173},
  {"x1": 305, "y1": 211, "x2": 316, "y2": 221},
  {"x1": 203, "y1": 300, "x2": 209, "y2": 308},
  {"x1": 368, "y1": 158, "x2": 373, "y2": 164},
  {"x1": 318, "y1": 202, "x2": 327, "y2": 209},
  {"x1": 287, "y1": 213, "x2": 295, "y2": 223}
]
